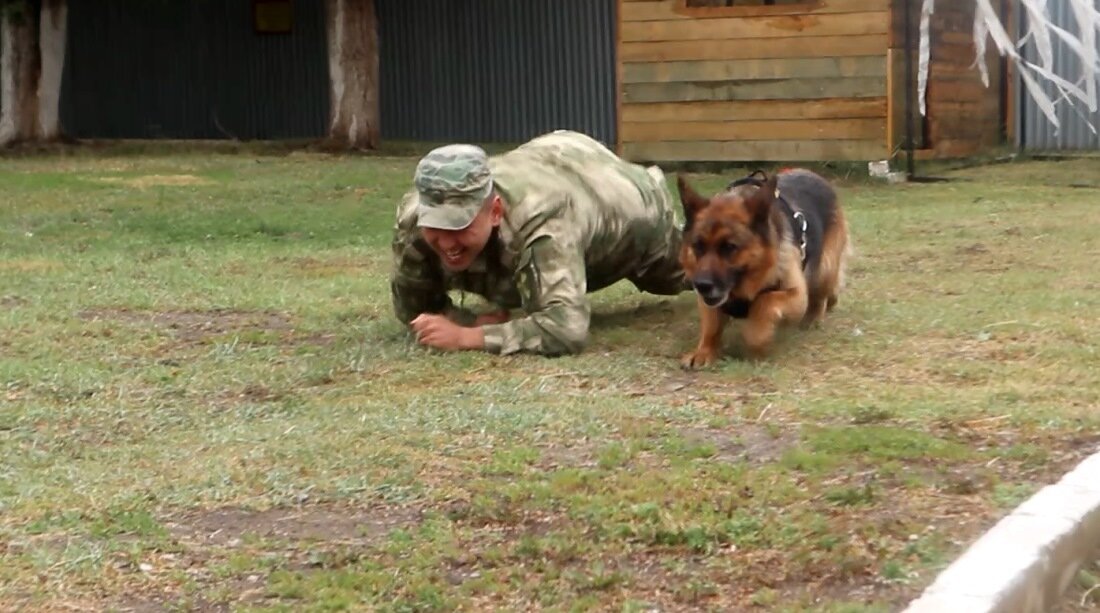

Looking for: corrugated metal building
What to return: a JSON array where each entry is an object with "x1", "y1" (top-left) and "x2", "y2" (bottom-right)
[
  {"x1": 60, "y1": 0, "x2": 330, "y2": 140},
  {"x1": 1014, "y1": 0, "x2": 1100, "y2": 151},
  {"x1": 377, "y1": 0, "x2": 617, "y2": 145},
  {"x1": 50, "y1": 0, "x2": 617, "y2": 146},
  {"x1": 10, "y1": 0, "x2": 1096, "y2": 158}
]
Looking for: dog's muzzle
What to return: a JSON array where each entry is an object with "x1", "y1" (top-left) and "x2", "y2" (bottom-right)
[{"x1": 692, "y1": 276, "x2": 728, "y2": 307}]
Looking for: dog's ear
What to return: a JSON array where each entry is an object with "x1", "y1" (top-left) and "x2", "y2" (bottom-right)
[
  {"x1": 745, "y1": 173, "x2": 778, "y2": 236},
  {"x1": 676, "y1": 174, "x2": 710, "y2": 230}
]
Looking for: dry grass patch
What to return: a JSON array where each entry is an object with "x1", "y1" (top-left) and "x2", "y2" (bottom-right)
[
  {"x1": 77, "y1": 307, "x2": 296, "y2": 345},
  {"x1": 93, "y1": 174, "x2": 213, "y2": 188}
]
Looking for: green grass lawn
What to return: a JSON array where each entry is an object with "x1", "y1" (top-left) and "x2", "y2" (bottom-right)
[{"x1": 2, "y1": 143, "x2": 1098, "y2": 612}]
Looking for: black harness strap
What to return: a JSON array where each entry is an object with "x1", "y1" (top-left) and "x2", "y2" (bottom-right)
[
  {"x1": 718, "y1": 170, "x2": 807, "y2": 319},
  {"x1": 726, "y1": 170, "x2": 808, "y2": 269}
]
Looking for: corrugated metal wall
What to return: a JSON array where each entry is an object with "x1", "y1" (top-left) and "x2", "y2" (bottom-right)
[
  {"x1": 46, "y1": 0, "x2": 617, "y2": 144},
  {"x1": 1016, "y1": 0, "x2": 1100, "y2": 151},
  {"x1": 376, "y1": 0, "x2": 618, "y2": 147},
  {"x1": 59, "y1": 0, "x2": 330, "y2": 139}
]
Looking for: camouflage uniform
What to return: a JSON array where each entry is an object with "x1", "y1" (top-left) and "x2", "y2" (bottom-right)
[{"x1": 390, "y1": 130, "x2": 687, "y2": 356}]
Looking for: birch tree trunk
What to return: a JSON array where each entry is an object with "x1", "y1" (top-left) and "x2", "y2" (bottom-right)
[
  {"x1": 0, "y1": 0, "x2": 67, "y2": 147},
  {"x1": 324, "y1": 0, "x2": 379, "y2": 150},
  {"x1": 36, "y1": 0, "x2": 66, "y2": 139}
]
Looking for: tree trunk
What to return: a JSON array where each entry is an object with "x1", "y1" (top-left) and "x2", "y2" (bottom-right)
[
  {"x1": 0, "y1": 2, "x2": 40, "y2": 145},
  {"x1": 0, "y1": 0, "x2": 67, "y2": 147},
  {"x1": 324, "y1": 0, "x2": 379, "y2": 150},
  {"x1": 36, "y1": 0, "x2": 67, "y2": 139}
]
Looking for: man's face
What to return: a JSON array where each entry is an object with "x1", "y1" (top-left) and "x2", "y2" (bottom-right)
[{"x1": 420, "y1": 195, "x2": 503, "y2": 272}]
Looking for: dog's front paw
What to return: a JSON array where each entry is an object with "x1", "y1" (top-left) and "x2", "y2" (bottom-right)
[{"x1": 681, "y1": 347, "x2": 720, "y2": 370}]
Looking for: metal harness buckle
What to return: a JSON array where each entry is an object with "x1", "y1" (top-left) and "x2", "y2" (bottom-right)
[{"x1": 793, "y1": 210, "x2": 808, "y2": 265}]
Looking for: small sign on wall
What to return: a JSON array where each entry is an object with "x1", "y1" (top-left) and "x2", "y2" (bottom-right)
[{"x1": 253, "y1": 0, "x2": 292, "y2": 34}]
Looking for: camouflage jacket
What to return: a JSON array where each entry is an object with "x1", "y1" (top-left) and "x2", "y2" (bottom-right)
[{"x1": 390, "y1": 130, "x2": 682, "y2": 356}]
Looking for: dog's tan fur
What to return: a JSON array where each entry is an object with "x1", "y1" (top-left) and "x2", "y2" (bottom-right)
[{"x1": 676, "y1": 169, "x2": 850, "y2": 368}]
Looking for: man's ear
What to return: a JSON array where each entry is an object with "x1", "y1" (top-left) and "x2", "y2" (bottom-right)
[
  {"x1": 676, "y1": 174, "x2": 710, "y2": 230},
  {"x1": 487, "y1": 193, "x2": 504, "y2": 226}
]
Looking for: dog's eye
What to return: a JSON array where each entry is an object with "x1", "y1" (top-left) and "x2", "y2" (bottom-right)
[
  {"x1": 692, "y1": 239, "x2": 706, "y2": 256},
  {"x1": 718, "y1": 240, "x2": 738, "y2": 256}
]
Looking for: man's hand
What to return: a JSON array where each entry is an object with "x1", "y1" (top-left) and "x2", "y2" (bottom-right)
[{"x1": 410, "y1": 314, "x2": 485, "y2": 352}]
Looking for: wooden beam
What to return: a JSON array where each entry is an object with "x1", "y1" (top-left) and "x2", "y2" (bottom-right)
[
  {"x1": 672, "y1": 0, "x2": 890, "y2": 19},
  {"x1": 621, "y1": 34, "x2": 886, "y2": 62},
  {"x1": 616, "y1": 0, "x2": 624, "y2": 155},
  {"x1": 886, "y1": 47, "x2": 926, "y2": 153},
  {"x1": 622, "y1": 139, "x2": 888, "y2": 161},
  {"x1": 1003, "y1": 0, "x2": 1016, "y2": 145},
  {"x1": 621, "y1": 117, "x2": 886, "y2": 142},
  {"x1": 622, "y1": 97, "x2": 887, "y2": 122},
  {"x1": 621, "y1": 11, "x2": 889, "y2": 42},
  {"x1": 623, "y1": 56, "x2": 886, "y2": 84},
  {"x1": 623, "y1": 77, "x2": 887, "y2": 104},
  {"x1": 621, "y1": 0, "x2": 889, "y2": 21}
]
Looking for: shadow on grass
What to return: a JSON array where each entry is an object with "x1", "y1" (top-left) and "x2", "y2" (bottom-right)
[{"x1": 588, "y1": 297, "x2": 684, "y2": 331}]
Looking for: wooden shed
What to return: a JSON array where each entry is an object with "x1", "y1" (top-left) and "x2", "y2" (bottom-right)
[{"x1": 615, "y1": 0, "x2": 1010, "y2": 164}]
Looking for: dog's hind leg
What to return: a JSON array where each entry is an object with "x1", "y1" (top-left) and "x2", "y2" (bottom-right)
[
  {"x1": 801, "y1": 292, "x2": 830, "y2": 329},
  {"x1": 806, "y1": 208, "x2": 850, "y2": 325}
]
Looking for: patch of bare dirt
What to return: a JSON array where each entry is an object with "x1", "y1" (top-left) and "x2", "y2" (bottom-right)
[
  {"x1": 98, "y1": 503, "x2": 423, "y2": 612},
  {"x1": 220, "y1": 383, "x2": 288, "y2": 405},
  {"x1": 1, "y1": 295, "x2": 27, "y2": 307},
  {"x1": 94, "y1": 174, "x2": 212, "y2": 188},
  {"x1": 164, "y1": 503, "x2": 422, "y2": 548},
  {"x1": 624, "y1": 372, "x2": 780, "y2": 405},
  {"x1": 78, "y1": 307, "x2": 295, "y2": 344},
  {"x1": 538, "y1": 442, "x2": 599, "y2": 470},
  {"x1": 679, "y1": 424, "x2": 798, "y2": 464},
  {"x1": 108, "y1": 596, "x2": 182, "y2": 613},
  {"x1": 956, "y1": 243, "x2": 990, "y2": 256}
]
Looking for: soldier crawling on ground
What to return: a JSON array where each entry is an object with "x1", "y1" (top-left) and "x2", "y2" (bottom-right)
[{"x1": 389, "y1": 130, "x2": 690, "y2": 357}]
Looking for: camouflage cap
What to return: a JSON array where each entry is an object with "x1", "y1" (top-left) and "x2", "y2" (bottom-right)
[{"x1": 413, "y1": 144, "x2": 494, "y2": 230}]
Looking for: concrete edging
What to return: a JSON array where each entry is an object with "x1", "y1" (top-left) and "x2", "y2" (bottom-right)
[{"x1": 903, "y1": 448, "x2": 1100, "y2": 613}]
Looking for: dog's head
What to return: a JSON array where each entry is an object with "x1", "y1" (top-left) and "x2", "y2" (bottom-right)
[{"x1": 677, "y1": 173, "x2": 779, "y2": 307}]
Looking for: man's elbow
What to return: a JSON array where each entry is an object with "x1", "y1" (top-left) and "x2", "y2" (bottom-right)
[{"x1": 544, "y1": 321, "x2": 590, "y2": 356}]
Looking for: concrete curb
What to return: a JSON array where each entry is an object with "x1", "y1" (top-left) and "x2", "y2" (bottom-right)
[{"x1": 904, "y1": 448, "x2": 1100, "y2": 613}]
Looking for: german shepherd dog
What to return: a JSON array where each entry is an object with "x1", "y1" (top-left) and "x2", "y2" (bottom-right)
[{"x1": 676, "y1": 168, "x2": 850, "y2": 368}]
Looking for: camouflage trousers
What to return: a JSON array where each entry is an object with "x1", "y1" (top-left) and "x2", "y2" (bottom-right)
[
  {"x1": 576, "y1": 162, "x2": 686, "y2": 297},
  {"x1": 617, "y1": 165, "x2": 690, "y2": 296}
]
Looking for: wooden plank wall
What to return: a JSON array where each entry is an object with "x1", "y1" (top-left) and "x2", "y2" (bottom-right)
[
  {"x1": 618, "y1": 0, "x2": 891, "y2": 162},
  {"x1": 888, "y1": 0, "x2": 1007, "y2": 159},
  {"x1": 922, "y1": 1, "x2": 1007, "y2": 157}
]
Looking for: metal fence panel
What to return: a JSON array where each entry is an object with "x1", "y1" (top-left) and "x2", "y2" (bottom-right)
[
  {"x1": 376, "y1": 0, "x2": 618, "y2": 147},
  {"x1": 48, "y1": 0, "x2": 617, "y2": 145},
  {"x1": 59, "y1": 0, "x2": 330, "y2": 140},
  {"x1": 1017, "y1": 0, "x2": 1100, "y2": 151}
]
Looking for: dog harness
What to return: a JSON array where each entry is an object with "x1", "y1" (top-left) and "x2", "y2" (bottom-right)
[
  {"x1": 719, "y1": 171, "x2": 808, "y2": 319},
  {"x1": 725, "y1": 170, "x2": 809, "y2": 268}
]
